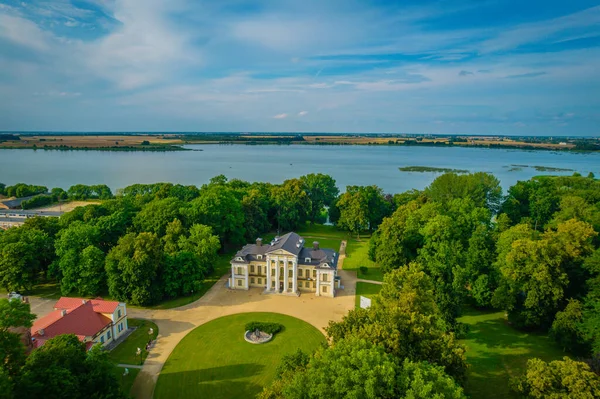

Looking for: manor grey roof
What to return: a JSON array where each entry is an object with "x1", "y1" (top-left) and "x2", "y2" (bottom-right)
[{"x1": 232, "y1": 232, "x2": 338, "y2": 269}]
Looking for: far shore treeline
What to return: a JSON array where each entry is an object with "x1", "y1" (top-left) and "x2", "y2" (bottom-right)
[{"x1": 1, "y1": 171, "x2": 600, "y2": 398}]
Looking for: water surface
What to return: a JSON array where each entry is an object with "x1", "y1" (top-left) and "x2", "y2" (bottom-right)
[{"x1": 0, "y1": 145, "x2": 598, "y2": 193}]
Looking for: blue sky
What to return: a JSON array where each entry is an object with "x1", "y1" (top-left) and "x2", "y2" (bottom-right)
[{"x1": 0, "y1": 0, "x2": 599, "y2": 135}]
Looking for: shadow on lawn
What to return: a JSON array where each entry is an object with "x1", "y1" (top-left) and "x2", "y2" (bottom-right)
[
  {"x1": 157, "y1": 364, "x2": 265, "y2": 398},
  {"x1": 465, "y1": 318, "x2": 557, "y2": 351}
]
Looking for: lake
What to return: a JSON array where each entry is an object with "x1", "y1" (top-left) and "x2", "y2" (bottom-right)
[{"x1": 0, "y1": 145, "x2": 598, "y2": 194}]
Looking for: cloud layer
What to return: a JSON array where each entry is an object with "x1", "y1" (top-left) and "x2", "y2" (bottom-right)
[{"x1": 0, "y1": 0, "x2": 599, "y2": 135}]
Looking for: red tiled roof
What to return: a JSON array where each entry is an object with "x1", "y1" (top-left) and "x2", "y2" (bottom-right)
[
  {"x1": 31, "y1": 301, "x2": 112, "y2": 344},
  {"x1": 54, "y1": 297, "x2": 120, "y2": 314}
]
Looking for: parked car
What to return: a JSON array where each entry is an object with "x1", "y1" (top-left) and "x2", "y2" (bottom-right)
[{"x1": 7, "y1": 292, "x2": 22, "y2": 301}]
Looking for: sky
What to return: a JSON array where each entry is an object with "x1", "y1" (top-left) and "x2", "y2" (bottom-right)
[{"x1": 0, "y1": 1, "x2": 599, "y2": 135}]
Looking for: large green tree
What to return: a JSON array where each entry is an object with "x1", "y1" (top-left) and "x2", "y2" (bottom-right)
[
  {"x1": 16, "y1": 335, "x2": 126, "y2": 399},
  {"x1": 510, "y1": 357, "x2": 600, "y2": 399},
  {"x1": 492, "y1": 219, "x2": 596, "y2": 329},
  {"x1": 105, "y1": 232, "x2": 163, "y2": 305},
  {"x1": 300, "y1": 174, "x2": 339, "y2": 224},
  {"x1": 271, "y1": 179, "x2": 311, "y2": 232}
]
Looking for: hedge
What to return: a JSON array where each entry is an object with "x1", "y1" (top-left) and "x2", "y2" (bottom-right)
[{"x1": 245, "y1": 322, "x2": 283, "y2": 335}]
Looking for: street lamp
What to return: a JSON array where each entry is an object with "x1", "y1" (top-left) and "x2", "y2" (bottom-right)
[{"x1": 136, "y1": 347, "x2": 142, "y2": 365}]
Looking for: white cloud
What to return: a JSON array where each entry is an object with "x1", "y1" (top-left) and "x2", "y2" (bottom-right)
[
  {"x1": 0, "y1": 14, "x2": 49, "y2": 51},
  {"x1": 273, "y1": 113, "x2": 288, "y2": 119},
  {"x1": 298, "y1": 111, "x2": 308, "y2": 116}
]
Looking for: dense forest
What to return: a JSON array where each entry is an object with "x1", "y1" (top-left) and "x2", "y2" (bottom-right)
[{"x1": 1, "y1": 172, "x2": 599, "y2": 398}]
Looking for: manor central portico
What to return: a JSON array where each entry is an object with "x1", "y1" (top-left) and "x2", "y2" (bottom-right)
[{"x1": 229, "y1": 232, "x2": 340, "y2": 297}]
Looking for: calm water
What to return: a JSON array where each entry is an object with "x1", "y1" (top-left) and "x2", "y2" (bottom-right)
[{"x1": 0, "y1": 145, "x2": 598, "y2": 194}]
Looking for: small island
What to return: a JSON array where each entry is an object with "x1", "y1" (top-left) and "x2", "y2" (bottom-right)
[{"x1": 399, "y1": 166, "x2": 469, "y2": 173}]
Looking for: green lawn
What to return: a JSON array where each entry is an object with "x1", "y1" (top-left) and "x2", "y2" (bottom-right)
[
  {"x1": 154, "y1": 312, "x2": 326, "y2": 399},
  {"x1": 108, "y1": 319, "x2": 159, "y2": 365},
  {"x1": 355, "y1": 282, "x2": 382, "y2": 308},
  {"x1": 343, "y1": 238, "x2": 384, "y2": 281},
  {"x1": 458, "y1": 309, "x2": 566, "y2": 399},
  {"x1": 114, "y1": 366, "x2": 140, "y2": 397}
]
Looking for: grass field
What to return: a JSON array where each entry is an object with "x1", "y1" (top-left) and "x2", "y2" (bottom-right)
[
  {"x1": 342, "y1": 238, "x2": 384, "y2": 281},
  {"x1": 154, "y1": 312, "x2": 326, "y2": 399},
  {"x1": 114, "y1": 367, "x2": 140, "y2": 396},
  {"x1": 108, "y1": 319, "x2": 159, "y2": 365},
  {"x1": 355, "y1": 282, "x2": 382, "y2": 308},
  {"x1": 458, "y1": 309, "x2": 565, "y2": 399}
]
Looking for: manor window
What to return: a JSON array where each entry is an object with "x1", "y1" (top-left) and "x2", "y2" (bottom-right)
[
  {"x1": 288, "y1": 269, "x2": 293, "y2": 278},
  {"x1": 237, "y1": 279, "x2": 242, "y2": 286},
  {"x1": 258, "y1": 265, "x2": 262, "y2": 275},
  {"x1": 237, "y1": 267, "x2": 242, "y2": 275},
  {"x1": 251, "y1": 277, "x2": 255, "y2": 284},
  {"x1": 250, "y1": 265, "x2": 255, "y2": 273},
  {"x1": 298, "y1": 281, "x2": 303, "y2": 288}
]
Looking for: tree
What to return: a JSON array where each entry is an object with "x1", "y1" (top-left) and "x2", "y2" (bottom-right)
[
  {"x1": 0, "y1": 299, "x2": 35, "y2": 333},
  {"x1": 54, "y1": 222, "x2": 103, "y2": 296},
  {"x1": 300, "y1": 174, "x2": 339, "y2": 224},
  {"x1": 511, "y1": 357, "x2": 600, "y2": 399},
  {"x1": 336, "y1": 187, "x2": 369, "y2": 237},
  {"x1": 492, "y1": 219, "x2": 596, "y2": 329},
  {"x1": 260, "y1": 339, "x2": 465, "y2": 399},
  {"x1": 0, "y1": 227, "x2": 54, "y2": 292},
  {"x1": 0, "y1": 299, "x2": 35, "y2": 378},
  {"x1": 550, "y1": 299, "x2": 590, "y2": 354},
  {"x1": 326, "y1": 265, "x2": 467, "y2": 381},
  {"x1": 271, "y1": 179, "x2": 311, "y2": 233},
  {"x1": 425, "y1": 172, "x2": 502, "y2": 213},
  {"x1": 184, "y1": 186, "x2": 246, "y2": 247},
  {"x1": 465, "y1": 224, "x2": 497, "y2": 307},
  {"x1": 241, "y1": 189, "x2": 272, "y2": 242},
  {"x1": 105, "y1": 232, "x2": 163, "y2": 305},
  {"x1": 133, "y1": 197, "x2": 184, "y2": 236},
  {"x1": 16, "y1": 334, "x2": 126, "y2": 399}
]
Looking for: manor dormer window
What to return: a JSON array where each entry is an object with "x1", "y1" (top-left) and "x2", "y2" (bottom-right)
[{"x1": 305, "y1": 257, "x2": 311, "y2": 262}]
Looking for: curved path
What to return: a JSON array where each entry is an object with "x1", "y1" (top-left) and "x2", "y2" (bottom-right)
[
  {"x1": 27, "y1": 240, "x2": 357, "y2": 399},
  {"x1": 128, "y1": 241, "x2": 356, "y2": 399}
]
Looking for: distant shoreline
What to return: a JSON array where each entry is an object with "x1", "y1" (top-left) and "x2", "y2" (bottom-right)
[{"x1": 0, "y1": 133, "x2": 598, "y2": 152}]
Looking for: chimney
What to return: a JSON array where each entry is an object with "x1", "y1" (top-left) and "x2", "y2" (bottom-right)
[
  {"x1": 256, "y1": 238, "x2": 262, "y2": 247},
  {"x1": 313, "y1": 241, "x2": 319, "y2": 250},
  {"x1": 38, "y1": 329, "x2": 44, "y2": 336},
  {"x1": 81, "y1": 299, "x2": 87, "y2": 304},
  {"x1": 61, "y1": 309, "x2": 67, "y2": 317}
]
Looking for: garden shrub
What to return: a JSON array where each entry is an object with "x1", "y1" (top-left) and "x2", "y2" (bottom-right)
[{"x1": 245, "y1": 322, "x2": 283, "y2": 335}]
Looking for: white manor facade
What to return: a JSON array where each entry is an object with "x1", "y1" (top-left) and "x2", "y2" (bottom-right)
[{"x1": 229, "y1": 232, "x2": 340, "y2": 297}]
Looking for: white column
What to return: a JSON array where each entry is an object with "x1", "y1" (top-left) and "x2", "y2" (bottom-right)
[
  {"x1": 292, "y1": 261, "x2": 297, "y2": 293},
  {"x1": 245, "y1": 266, "x2": 249, "y2": 289},
  {"x1": 231, "y1": 264, "x2": 235, "y2": 289},
  {"x1": 275, "y1": 257, "x2": 280, "y2": 292},
  {"x1": 266, "y1": 256, "x2": 271, "y2": 291},
  {"x1": 316, "y1": 270, "x2": 321, "y2": 296},
  {"x1": 284, "y1": 258, "x2": 289, "y2": 292}
]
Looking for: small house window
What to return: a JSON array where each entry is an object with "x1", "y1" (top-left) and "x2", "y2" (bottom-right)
[
  {"x1": 107, "y1": 330, "x2": 111, "y2": 339},
  {"x1": 100, "y1": 336, "x2": 104, "y2": 344},
  {"x1": 117, "y1": 309, "x2": 122, "y2": 318}
]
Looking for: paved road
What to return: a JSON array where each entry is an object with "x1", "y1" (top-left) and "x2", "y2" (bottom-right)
[{"x1": 28, "y1": 240, "x2": 358, "y2": 399}]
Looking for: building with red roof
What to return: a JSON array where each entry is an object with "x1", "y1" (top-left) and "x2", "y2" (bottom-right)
[{"x1": 31, "y1": 297, "x2": 128, "y2": 349}]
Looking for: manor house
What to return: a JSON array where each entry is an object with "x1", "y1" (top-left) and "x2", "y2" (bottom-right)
[{"x1": 229, "y1": 232, "x2": 340, "y2": 297}]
